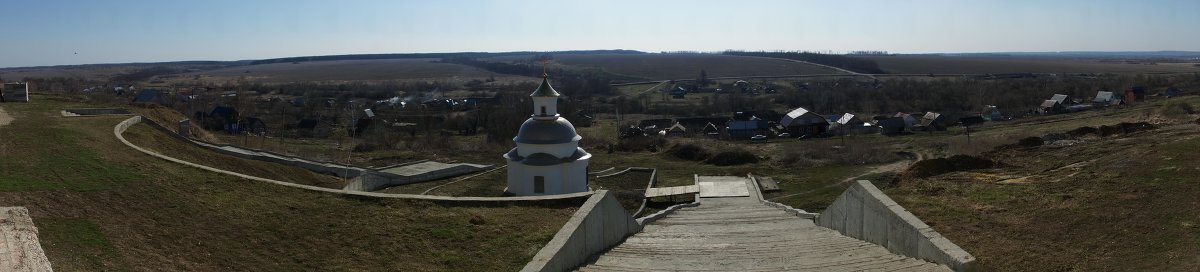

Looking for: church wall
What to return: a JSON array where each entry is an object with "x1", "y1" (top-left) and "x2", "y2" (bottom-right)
[{"x1": 516, "y1": 141, "x2": 579, "y2": 158}]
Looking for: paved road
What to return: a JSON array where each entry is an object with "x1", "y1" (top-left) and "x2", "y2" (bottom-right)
[{"x1": 579, "y1": 176, "x2": 949, "y2": 271}]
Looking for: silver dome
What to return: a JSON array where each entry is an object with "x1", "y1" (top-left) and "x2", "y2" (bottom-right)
[{"x1": 513, "y1": 118, "x2": 581, "y2": 144}]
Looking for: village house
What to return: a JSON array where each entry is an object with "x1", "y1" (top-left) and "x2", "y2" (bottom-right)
[
  {"x1": 1093, "y1": 91, "x2": 1119, "y2": 107},
  {"x1": 665, "y1": 123, "x2": 687, "y2": 137},
  {"x1": 780, "y1": 107, "x2": 828, "y2": 138},
  {"x1": 916, "y1": 112, "x2": 947, "y2": 131}
]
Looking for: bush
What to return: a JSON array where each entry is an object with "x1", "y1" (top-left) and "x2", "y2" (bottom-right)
[
  {"x1": 899, "y1": 155, "x2": 995, "y2": 181},
  {"x1": 667, "y1": 143, "x2": 711, "y2": 161},
  {"x1": 704, "y1": 147, "x2": 759, "y2": 166},
  {"x1": 776, "y1": 141, "x2": 901, "y2": 167},
  {"x1": 1160, "y1": 101, "x2": 1196, "y2": 117}
]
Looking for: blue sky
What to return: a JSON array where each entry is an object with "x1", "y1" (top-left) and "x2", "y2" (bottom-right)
[{"x1": 1, "y1": 0, "x2": 1197, "y2": 68}]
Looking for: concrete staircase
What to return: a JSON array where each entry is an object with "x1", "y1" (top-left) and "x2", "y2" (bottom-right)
[{"x1": 578, "y1": 177, "x2": 950, "y2": 272}]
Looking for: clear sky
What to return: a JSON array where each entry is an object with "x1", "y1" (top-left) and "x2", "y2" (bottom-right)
[{"x1": 1, "y1": 0, "x2": 1197, "y2": 68}]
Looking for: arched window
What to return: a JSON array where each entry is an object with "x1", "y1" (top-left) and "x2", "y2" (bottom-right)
[{"x1": 541, "y1": 106, "x2": 547, "y2": 115}]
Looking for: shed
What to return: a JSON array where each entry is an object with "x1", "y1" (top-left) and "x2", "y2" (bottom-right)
[
  {"x1": 638, "y1": 118, "x2": 674, "y2": 134},
  {"x1": 1165, "y1": 87, "x2": 1181, "y2": 98},
  {"x1": 726, "y1": 120, "x2": 768, "y2": 139},
  {"x1": 960, "y1": 116, "x2": 986, "y2": 126},
  {"x1": 131, "y1": 89, "x2": 166, "y2": 105},
  {"x1": 701, "y1": 122, "x2": 721, "y2": 137},
  {"x1": 677, "y1": 117, "x2": 731, "y2": 134},
  {"x1": 917, "y1": 112, "x2": 947, "y2": 131},
  {"x1": 665, "y1": 123, "x2": 687, "y2": 137},
  {"x1": 981, "y1": 105, "x2": 1002, "y2": 121},
  {"x1": 241, "y1": 117, "x2": 268, "y2": 134},
  {"x1": 893, "y1": 112, "x2": 919, "y2": 129},
  {"x1": 877, "y1": 117, "x2": 907, "y2": 136},
  {"x1": 1093, "y1": 91, "x2": 1117, "y2": 106},
  {"x1": 780, "y1": 107, "x2": 829, "y2": 137}
]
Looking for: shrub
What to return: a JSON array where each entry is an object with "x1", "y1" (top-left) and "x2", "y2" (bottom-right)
[
  {"x1": 899, "y1": 155, "x2": 995, "y2": 181},
  {"x1": 1159, "y1": 101, "x2": 1196, "y2": 117},
  {"x1": 704, "y1": 147, "x2": 759, "y2": 166},
  {"x1": 667, "y1": 143, "x2": 711, "y2": 161}
]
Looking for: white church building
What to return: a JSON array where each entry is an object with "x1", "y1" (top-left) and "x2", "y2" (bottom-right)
[{"x1": 503, "y1": 74, "x2": 591, "y2": 196}]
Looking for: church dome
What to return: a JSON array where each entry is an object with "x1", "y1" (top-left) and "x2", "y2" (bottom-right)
[{"x1": 513, "y1": 117, "x2": 581, "y2": 144}]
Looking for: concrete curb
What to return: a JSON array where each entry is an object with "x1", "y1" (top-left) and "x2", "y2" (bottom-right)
[
  {"x1": 521, "y1": 191, "x2": 641, "y2": 272},
  {"x1": 817, "y1": 180, "x2": 977, "y2": 271},
  {"x1": 115, "y1": 116, "x2": 592, "y2": 203},
  {"x1": 747, "y1": 174, "x2": 819, "y2": 219},
  {"x1": 0, "y1": 207, "x2": 53, "y2": 272}
]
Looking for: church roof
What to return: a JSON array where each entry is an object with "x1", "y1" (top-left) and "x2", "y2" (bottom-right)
[
  {"x1": 513, "y1": 118, "x2": 581, "y2": 144},
  {"x1": 530, "y1": 77, "x2": 562, "y2": 97}
]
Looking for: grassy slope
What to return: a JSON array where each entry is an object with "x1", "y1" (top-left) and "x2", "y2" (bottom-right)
[
  {"x1": 0, "y1": 95, "x2": 578, "y2": 271},
  {"x1": 883, "y1": 97, "x2": 1200, "y2": 271}
]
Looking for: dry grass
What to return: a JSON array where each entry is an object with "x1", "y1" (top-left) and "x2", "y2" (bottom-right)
[{"x1": 0, "y1": 95, "x2": 579, "y2": 271}]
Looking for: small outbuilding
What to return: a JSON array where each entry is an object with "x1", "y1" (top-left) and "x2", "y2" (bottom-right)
[
  {"x1": 981, "y1": 105, "x2": 1002, "y2": 121},
  {"x1": 917, "y1": 112, "x2": 947, "y2": 131}
]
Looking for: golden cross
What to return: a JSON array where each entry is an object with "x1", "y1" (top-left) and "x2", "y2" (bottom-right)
[{"x1": 541, "y1": 59, "x2": 549, "y2": 78}]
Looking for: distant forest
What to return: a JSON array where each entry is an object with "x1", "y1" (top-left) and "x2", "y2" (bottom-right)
[{"x1": 248, "y1": 50, "x2": 645, "y2": 65}]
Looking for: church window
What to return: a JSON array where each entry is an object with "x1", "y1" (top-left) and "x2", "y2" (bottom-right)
[{"x1": 534, "y1": 176, "x2": 545, "y2": 193}]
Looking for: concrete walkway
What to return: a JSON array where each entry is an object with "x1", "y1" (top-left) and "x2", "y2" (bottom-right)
[
  {"x1": 579, "y1": 176, "x2": 949, "y2": 271},
  {"x1": 0, "y1": 106, "x2": 12, "y2": 127}
]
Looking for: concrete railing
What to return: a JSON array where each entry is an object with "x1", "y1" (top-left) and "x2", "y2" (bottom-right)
[
  {"x1": 115, "y1": 116, "x2": 592, "y2": 203},
  {"x1": 522, "y1": 191, "x2": 641, "y2": 272},
  {"x1": 817, "y1": 180, "x2": 977, "y2": 271},
  {"x1": 747, "y1": 174, "x2": 819, "y2": 219}
]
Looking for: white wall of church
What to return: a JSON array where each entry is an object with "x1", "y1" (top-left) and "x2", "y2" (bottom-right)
[
  {"x1": 532, "y1": 97, "x2": 558, "y2": 116},
  {"x1": 516, "y1": 141, "x2": 578, "y2": 158},
  {"x1": 505, "y1": 159, "x2": 589, "y2": 196}
]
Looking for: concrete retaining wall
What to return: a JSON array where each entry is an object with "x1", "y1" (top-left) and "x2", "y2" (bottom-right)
[
  {"x1": 345, "y1": 163, "x2": 493, "y2": 192},
  {"x1": 817, "y1": 180, "x2": 977, "y2": 271},
  {"x1": 0, "y1": 207, "x2": 52, "y2": 272},
  {"x1": 522, "y1": 191, "x2": 641, "y2": 272},
  {"x1": 115, "y1": 116, "x2": 592, "y2": 203}
]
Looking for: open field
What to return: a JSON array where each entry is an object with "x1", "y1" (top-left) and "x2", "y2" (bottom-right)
[
  {"x1": 173, "y1": 58, "x2": 538, "y2": 84},
  {"x1": 865, "y1": 55, "x2": 1200, "y2": 74},
  {"x1": 0, "y1": 95, "x2": 578, "y2": 271},
  {"x1": 486, "y1": 54, "x2": 845, "y2": 80}
]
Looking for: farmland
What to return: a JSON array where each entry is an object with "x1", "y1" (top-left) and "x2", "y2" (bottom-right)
[
  {"x1": 172, "y1": 58, "x2": 538, "y2": 84},
  {"x1": 486, "y1": 53, "x2": 846, "y2": 80},
  {"x1": 864, "y1": 55, "x2": 1200, "y2": 74}
]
